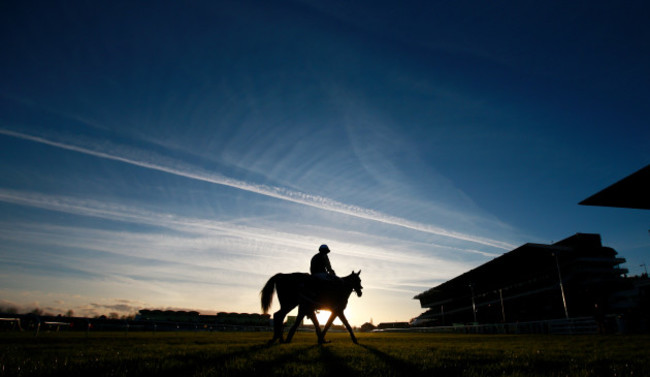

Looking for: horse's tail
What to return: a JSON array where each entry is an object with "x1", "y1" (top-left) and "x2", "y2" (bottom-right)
[{"x1": 261, "y1": 273, "x2": 280, "y2": 314}]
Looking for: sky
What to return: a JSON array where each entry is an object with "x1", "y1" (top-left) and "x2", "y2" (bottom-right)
[{"x1": 1, "y1": 1, "x2": 649, "y2": 326}]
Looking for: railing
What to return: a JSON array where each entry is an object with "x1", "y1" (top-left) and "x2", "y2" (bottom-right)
[{"x1": 379, "y1": 316, "x2": 602, "y2": 335}]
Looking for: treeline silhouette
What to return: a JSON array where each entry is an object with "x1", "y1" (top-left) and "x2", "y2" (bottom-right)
[{"x1": 0, "y1": 309, "x2": 271, "y2": 333}]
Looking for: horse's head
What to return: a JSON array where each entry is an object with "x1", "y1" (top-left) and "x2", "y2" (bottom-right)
[{"x1": 346, "y1": 270, "x2": 363, "y2": 297}]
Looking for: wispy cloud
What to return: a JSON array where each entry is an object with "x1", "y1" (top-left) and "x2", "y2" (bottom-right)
[
  {"x1": 0, "y1": 295, "x2": 150, "y2": 317},
  {"x1": 0, "y1": 128, "x2": 515, "y2": 250},
  {"x1": 0, "y1": 190, "x2": 494, "y2": 266},
  {"x1": 0, "y1": 190, "x2": 479, "y2": 294}
]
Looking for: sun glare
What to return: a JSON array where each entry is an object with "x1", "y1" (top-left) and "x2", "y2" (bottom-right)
[{"x1": 314, "y1": 310, "x2": 342, "y2": 325}]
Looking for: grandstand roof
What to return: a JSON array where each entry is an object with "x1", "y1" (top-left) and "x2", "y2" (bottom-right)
[{"x1": 579, "y1": 164, "x2": 650, "y2": 210}]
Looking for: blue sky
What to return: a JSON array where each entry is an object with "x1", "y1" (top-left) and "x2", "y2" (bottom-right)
[{"x1": 1, "y1": 1, "x2": 648, "y2": 325}]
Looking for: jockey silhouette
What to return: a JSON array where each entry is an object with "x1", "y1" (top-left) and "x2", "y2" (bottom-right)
[{"x1": 310, "y1": 244, "x2": 337, "y2": 280}]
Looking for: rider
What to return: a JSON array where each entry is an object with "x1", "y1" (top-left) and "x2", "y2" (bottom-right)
[{"x1": 310, "y1": 244, "x2": 337, "y2": 280}]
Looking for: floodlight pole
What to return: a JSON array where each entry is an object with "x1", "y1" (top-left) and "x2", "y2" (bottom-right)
[
  {"x1": 499, "y1": 288, "x2": 506, "y2": 323},
  {"x1": 469, "y1": 283, "x2": 477, "y2": 323},
  {"x1": 553, "y1": 252, "x2": 569, "y2": 319}
]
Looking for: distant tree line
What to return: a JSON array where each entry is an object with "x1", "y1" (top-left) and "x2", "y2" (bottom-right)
[{"x1": 0, "y1": 306, "x2": 135, "y2": 320}]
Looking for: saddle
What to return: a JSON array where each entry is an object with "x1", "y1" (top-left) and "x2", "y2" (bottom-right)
[{"x1": 298, "y1": 274, "x2": 345, "y2": 308}]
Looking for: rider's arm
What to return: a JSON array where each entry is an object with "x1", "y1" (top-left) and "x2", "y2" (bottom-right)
[{"x1": 324, "y1": 255, "x2": 335, "y2": 275}]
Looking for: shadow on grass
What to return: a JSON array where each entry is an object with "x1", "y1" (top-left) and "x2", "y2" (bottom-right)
[
  {"x1": 240, "y1": 343, "x2": 359, "y2": 377},
  {"x1": 57, "y1": 340, "x2": 362, "y2": 377},
  {"x1": 45, "y1": 342, "x2": 279, "y2": 377},
  {"x1": 359, "y1": 344, "x2": 421, "y2": 377},
  {"x1": 318, "y1": 345, "x2": 362, "y2": 377},
  {"x1": 235, "y1": 344, "x2": 321, "y2": 377}
]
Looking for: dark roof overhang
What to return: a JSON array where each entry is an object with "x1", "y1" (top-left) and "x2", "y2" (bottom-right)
[{"x1": 580, "y1": 164, "x2": 650, "y2": 210}]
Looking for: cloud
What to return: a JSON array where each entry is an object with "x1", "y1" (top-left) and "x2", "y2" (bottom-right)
[
  {"x1": 0, "y1": 189, "x2": 500, "y2": 269},
  {"x1": 0, "y1": 295, "x2": 214, "y2": 317},
  {"x1": 0, "y1": 127, "x2": 507, "y2": 323},
  {"x1": 0, "y1": 299, "x2": 43, "y2": 314},
  {"x1": 0, "y1": 128, "x2": 515, "y2": 250},
  {"x1": 90, "y1": 302, "x2": 141, "y2": 313},
  {"x1": 66, "y1": 299, "x2": 145, "y2": 317},
  {"x1": 0, "y1": 189, "x2": 481, "y2": 315}
]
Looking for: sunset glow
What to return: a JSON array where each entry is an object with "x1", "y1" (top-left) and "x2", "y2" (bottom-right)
[
  {"x1": 315, "y1": 310, "x2": 343, "y2": 327},
  {"x1": 1, "y1": 1, "x2": 648, "y2": 326}
]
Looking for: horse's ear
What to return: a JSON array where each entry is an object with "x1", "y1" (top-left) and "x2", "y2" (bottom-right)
[{"x1": 357, "y1": 270, "x2": 361, "y2": 275}]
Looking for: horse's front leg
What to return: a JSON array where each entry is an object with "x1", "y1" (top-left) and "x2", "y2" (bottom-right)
[
  {"x1": 337, "y1": 312, "x2": 358, "y2": 344},
  {"x1": 319, "y1": 311, "x2": 337, "y2": 344},
  {"x1": 305, "y1": 310, "x2": 323, "y2": 343}
]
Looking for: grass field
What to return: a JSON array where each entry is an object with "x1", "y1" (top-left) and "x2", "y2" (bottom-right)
[{"x1": 1, "y1": 331, "x2": 649, "y2": 376}]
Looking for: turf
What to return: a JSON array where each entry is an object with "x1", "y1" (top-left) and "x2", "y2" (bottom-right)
[{"x1": 1, "y1": 331, "x2": 649, "y2": 376}]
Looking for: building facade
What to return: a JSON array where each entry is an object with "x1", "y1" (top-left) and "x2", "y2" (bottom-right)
[{"x1": 413, "y1": 234, "x2": 629, "y2": 326}]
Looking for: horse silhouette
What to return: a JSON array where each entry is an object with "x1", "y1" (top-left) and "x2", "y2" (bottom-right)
[{"x1": 261, "y1": 270, "x2": 362, "y2": 344}]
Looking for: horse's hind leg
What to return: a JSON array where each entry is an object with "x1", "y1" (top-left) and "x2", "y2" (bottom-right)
[
  {"x1": 285, "y1": 308, "x2": 307, "y2": 343},
  {"x1": 269, "y1": 308, "x2": 290, "y2": 345}
]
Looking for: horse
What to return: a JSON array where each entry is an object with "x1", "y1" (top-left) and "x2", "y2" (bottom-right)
[{"x1": 260, "y1": 270, "x2": 362, "y2": 344}]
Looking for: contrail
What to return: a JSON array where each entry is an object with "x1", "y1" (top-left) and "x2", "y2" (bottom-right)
[{"x1": 0, "y1": 128, "x2": 515, "y2": 250}]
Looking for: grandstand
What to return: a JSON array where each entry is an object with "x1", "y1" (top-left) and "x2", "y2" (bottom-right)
[{"x1": 413, "y1": 233, "x2": 632, "y2": 329}]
